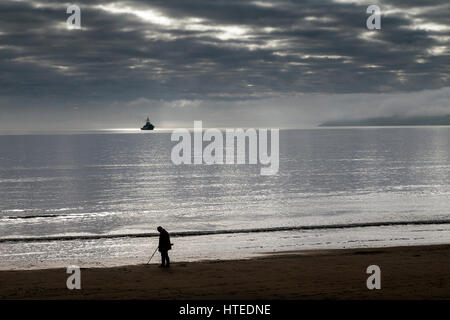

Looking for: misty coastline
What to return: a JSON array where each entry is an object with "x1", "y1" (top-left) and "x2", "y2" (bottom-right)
[{"x1": 320, "y1": 115, "x2": 450, "y2": 127}]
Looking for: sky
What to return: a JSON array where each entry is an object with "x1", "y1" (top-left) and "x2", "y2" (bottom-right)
[{"x1": 0, "y1": 0, "x2": 449, "y2": 130}]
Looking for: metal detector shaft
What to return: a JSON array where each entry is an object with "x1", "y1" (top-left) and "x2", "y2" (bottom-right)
[{"x1": 146, "y1": 246, "x2": 158, "y2": 264}]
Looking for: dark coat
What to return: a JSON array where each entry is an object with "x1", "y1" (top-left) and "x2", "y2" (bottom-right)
[{"x1": 158, "y1": 228, "x2": 172, "y2": 252}]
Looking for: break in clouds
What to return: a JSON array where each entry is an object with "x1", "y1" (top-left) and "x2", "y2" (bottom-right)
[{"x1": 0, "y1": 0, "x2": 449, "y2": 129}]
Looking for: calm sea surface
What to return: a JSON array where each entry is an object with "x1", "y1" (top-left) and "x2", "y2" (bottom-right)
[{"x1": 1, "y1": 127, "x2": 450, "y2": 269}]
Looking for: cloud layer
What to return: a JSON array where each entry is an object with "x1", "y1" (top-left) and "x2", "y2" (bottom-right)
[{"x1": 0, "y1": 0, "x2": 449, "y2": 129}]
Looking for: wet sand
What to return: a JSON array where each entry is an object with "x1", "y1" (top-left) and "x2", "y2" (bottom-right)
[{"x1": 1, "y1": 244, "x2": 450, "y2": 299}]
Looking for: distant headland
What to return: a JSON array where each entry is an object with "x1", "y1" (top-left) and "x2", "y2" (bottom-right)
[{"x1": 319, "y1": 115, "x2": 450, "y2": 127}]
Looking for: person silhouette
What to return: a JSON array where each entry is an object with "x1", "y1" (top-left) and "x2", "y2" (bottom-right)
[{"x1": 157, "y1": 226, "x2": 172, "y2": 268}]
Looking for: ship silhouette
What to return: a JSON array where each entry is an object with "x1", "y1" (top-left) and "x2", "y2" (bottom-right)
[{"x1": 141, "y1": 117, "x2": 155, "y2": 130}]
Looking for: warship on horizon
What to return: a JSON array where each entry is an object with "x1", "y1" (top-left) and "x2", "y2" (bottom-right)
[{"x1": 141, "y1": 117, "x2": 155, "y2": 130}]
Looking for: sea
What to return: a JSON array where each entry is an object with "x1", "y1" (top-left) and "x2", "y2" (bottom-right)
[{"x1": 1, "y1": 127, "x2": 450, "y2": 270}]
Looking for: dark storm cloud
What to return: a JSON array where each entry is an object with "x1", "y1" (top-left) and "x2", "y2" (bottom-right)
[{"x1": 0, "y1": 0, "x2": 449, "y2": 129}]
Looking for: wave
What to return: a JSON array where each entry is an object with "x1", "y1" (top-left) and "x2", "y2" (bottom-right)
[
  {"x1": 0, "y1": 214, "x2": 67, "y2": 220},
  {"x1": 2, "y1": 219, "x2": 450, "y2": 243},
  {"x1": 0, "y1": 211, "x2": 114, "y2": 220}
]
